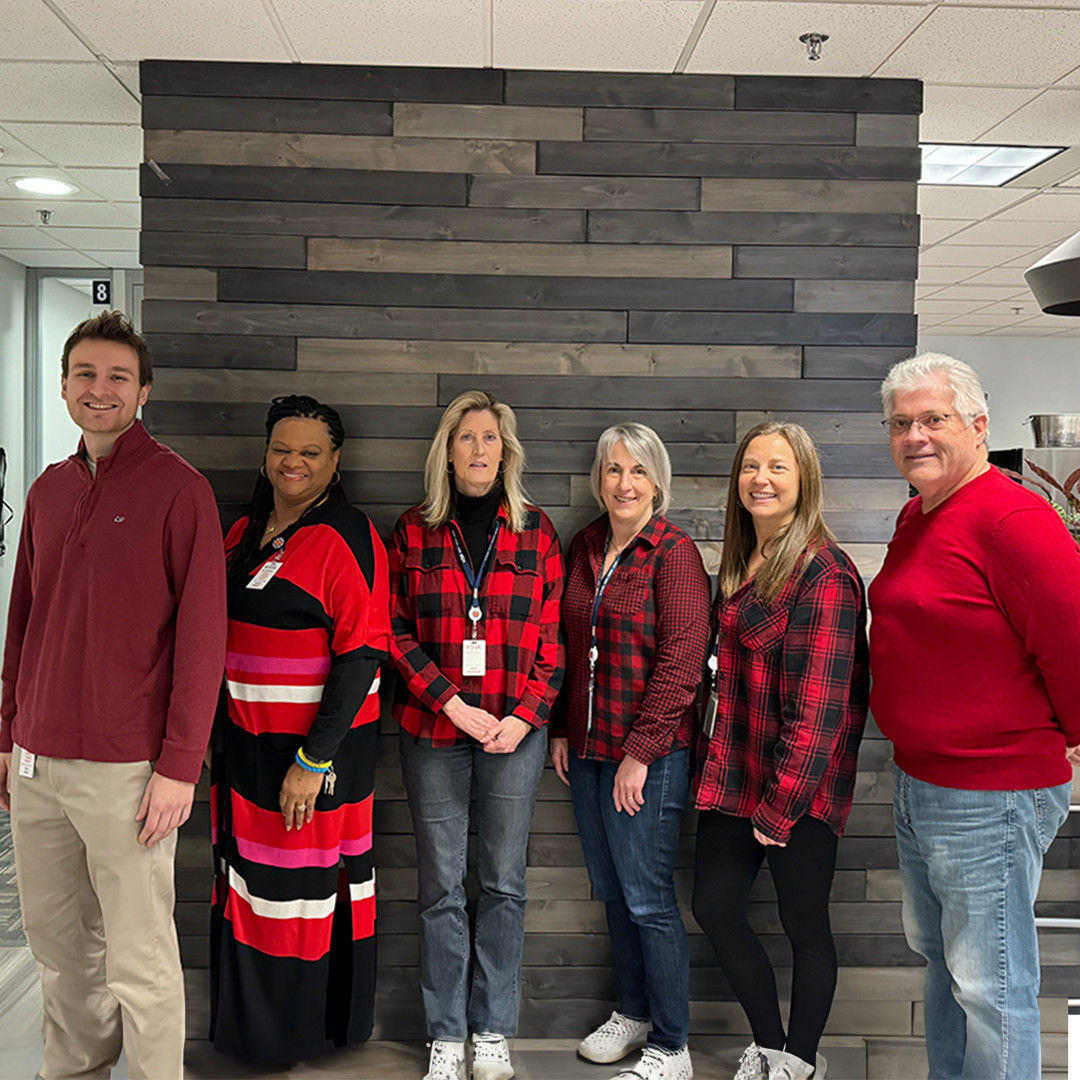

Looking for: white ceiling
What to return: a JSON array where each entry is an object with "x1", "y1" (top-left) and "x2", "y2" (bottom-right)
[{"x1": 2, "y1": 0, "x2": 1080, "y2": 335}]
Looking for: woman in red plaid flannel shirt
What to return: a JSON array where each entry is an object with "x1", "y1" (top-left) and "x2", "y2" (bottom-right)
[
  {"x1": 551, "y1": 422, "x2": 710, "y2": 1080},
  {"x1": 691, "y1": 421, "x2": 869, "y2": 1080},
  {"x1": 389, "y1": 391, "x2": 565, "y2": 1080}
]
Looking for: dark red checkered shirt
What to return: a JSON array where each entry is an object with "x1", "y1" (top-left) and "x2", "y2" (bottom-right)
[
  {"x1": 693, "y1": 542, "x2": 869, "y2": 844},
  {"x1": 553, "y1": 513, "x2": 710, "y2": 765},
  {"x1": 389, "y1": 504, "x2": 565, "y2": 745}
]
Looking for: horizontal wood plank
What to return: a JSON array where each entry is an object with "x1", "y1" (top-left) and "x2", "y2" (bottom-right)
[
  {"x1": 538, "y1": 142, "x2": 921, "y2": 181},
  {"x1": 669, "y1": 508, "x2": 899, "y2": 543},
  {"x1": 794, "y1": 279, "x2": 915, "y2": 313},
  {"x1": 149, "y1": 368, "x2": 436, "y2": 405},
  {"x1": 297, "y1": 339, "x2": 801, "y2": 377},
  {"x1": 141, "y1": 299, "x2": 627, "y2": 343},
  {"x1": 589, "y1": 211, "x2": 916, "y2": 247},
  {"x1": 803, "y1": 345, "x2": 912, "y2": 379},
  {"x1": 142, "y1": 267, "x2": 217, "y2": 301},
  {"x1": 735, "y1": 410, "x2": 895, "y2": 443},
  {"x1": 469, "y1": 175, "x2": 700, "y2": 210},
  {"x1": 733, "y1": 76, "x2": 922, "y2": 115},
  {"x1": 140, "y1": 163, "x2": 468, "y2": 206},
  {"x1": 856, "y1": 113, "x2": 920, "y2": 147},
  {"x1": 629, "y1": 311, "x2": 917, "y2": 347},
  {"x1": 144, "y1": 333, "x2": 296, "y2": 370},
  {"x1": 394, "y1": 103, "x2": 583, "y2": 141},
  {"x1": 308, "y1": 238, "x2": 732, "y2": 278},
  {"x1": 734, "y1": 246, "x2": 919, "y2": 281},
  {"x1": 584, "y1": 108, "x2": 854, "y2": 145},
  {"x1": 143, "y1": 95, "x2": 393, "y2": 135},
  {"x1": 145, "y1": 129, "x2": 537, "y2": 175},
  {"x1": 216, "y1": 268, "x2": 790, "y2": 312},
  {"x1": 701, "y1": 177, "x2": 917, "y2": 215},
  {"x1": 505, "y1": 70, "x2": 735, "y2": 109},
  {"x1": 158, "y1": 435, "x2": 430, "y2": 472},
  {"x1": 140, "y1": 231, "x2": 306, "y2": 269}
]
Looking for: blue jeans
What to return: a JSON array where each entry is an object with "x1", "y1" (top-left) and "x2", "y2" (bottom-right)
[
  {"x1": 892, "y1": 765, "x2": 1070, "y2": 1080},
  {"x1": 399, "y1": 726, "x2": 546, "y2": 1040},
  {"x1": 568, "y1": 748, "x2": 690, "y2": 1052}
]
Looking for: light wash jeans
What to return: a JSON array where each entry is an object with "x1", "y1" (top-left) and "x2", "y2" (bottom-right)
[
  {"x1": 892, "y1": 764, "x2": 1071, "y2": 1080},
  {"x1": 399, "y1": 725, "x2": 547, "y2": 1040},
  {"x1": 568, "y1": 748, "x2": 691, "y2": 1052}
]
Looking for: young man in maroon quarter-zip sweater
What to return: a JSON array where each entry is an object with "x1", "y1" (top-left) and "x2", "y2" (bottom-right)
[{"x1": 0, "y1": 310, "x2": 226, "y2": 1080}]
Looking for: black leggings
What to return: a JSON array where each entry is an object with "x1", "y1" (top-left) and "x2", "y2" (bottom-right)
[{"x1": 692, "y1": 812, "x2": 838, "y2": 1063}]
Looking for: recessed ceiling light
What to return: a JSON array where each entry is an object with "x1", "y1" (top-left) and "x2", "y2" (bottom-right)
[
  {"x1": 8, "y1": 176, "x2": 78, "y2": 196},
  {"x1": 920, "y1": 145, "x2": 1063, "y2": 187}
]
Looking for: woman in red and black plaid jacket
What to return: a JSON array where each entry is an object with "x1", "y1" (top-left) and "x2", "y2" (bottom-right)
[
  {"x1": 691, "y1": 421, "x2": 869, "y2": 1080},
  {"x1": 389, "y1": 391, "x2": 564, "y2": 1080},
  {"x1": 551, "y1": 423, "x2": 710, "y2": 1080}
]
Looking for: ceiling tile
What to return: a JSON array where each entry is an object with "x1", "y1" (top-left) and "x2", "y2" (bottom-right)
[
  {"x1": 1, "y1": 123, "x2": 141, "y2": 168},
  {"x1": 919, "y1": 244, "x2": 1037, "y2": 267},
  {"x1": 63, "y1": 168, "x2": 140, "y2": 202},
  {"x1": 0, "y1": 249, "x2": 104, "y2": 268},
  {"x1": 44, "y1": 227, "x2": 138, "y2": 250},
  {"x1": 980, "y1": 89, "x2": 1080, "y2": 145},
  {"x1": 990, "y1": 191, "x2": 1080, "y2": 222},
  {"x1": 917, "y1": 265, "x2": 973, "y2": 286},
  {"x1": 0, "y1": 125, "x2": 51, "y2": 167},
  {"x1": 49, "y1": 0, "x2": 289, "y2": 62},
  {"x1": 917, "y1": 185, "x2": 1029, "y2": 221},
  {"x1": 494, "y1": 0, "x2": 700, "y2": 71},
  {"x1": 689, "y1": 2, "x2": 927, "y2": 77},
  {"x1": 275, "y1": 0, "x2": 484, "y2": 65},
  {"x1": 82, "y1": 250, "x2": 142, "y2": 269},
  {"x1": 1002, "y1": 244, "x2": 1056, "y2": 267},
  {"x1": 927, "y1": 285, "x2": 1032, "y2": 302},
  {"x1": 114, "y1": 201, "x2": 140, "y2": 223},
  {"x1": 919, "y1": 85, "x2": 1041, "y2": 143},
  {"x1": 0, "y1": 200, "x2": 140, "y2": 228},
  {"x1": 920, "y1": 219, "x2": 969, "y2": 245},
  {"x1": 0, "y1": 225, "x2": 69, "y2": 250},
  {"x1": 983, "y1": 325, "x2": 1067, "y2": 335},
  {"x1": 875, "y1": 8, "x2": 1080, "y2": 87},
  {"x1": 916, "y1": 298, "x2": 994, "y2": 314},
  {"x1": 0, "y1": 63, "x2": 139, "y2": 124},
  {"x1": 0, "y1": 3, "x2": 94, "y2": 61},
  {"x1": 961, "y1": 266, "x2": 1039, "y2": 287},
  {"x1": 941, "y1": 218, "x2": 1074, "y2": 247}
]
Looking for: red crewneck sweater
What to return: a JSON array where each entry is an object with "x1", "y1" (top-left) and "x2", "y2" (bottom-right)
[
  {"x1": 869, "y1": 467, "x2": 1080, "y2": 790},
  {"x1": 1, "y1": 422, "x2": 226, "y2": 783}
]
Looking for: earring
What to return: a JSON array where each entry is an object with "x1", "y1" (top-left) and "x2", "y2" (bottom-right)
[
  {"x1": 332, "y1": 471, "x2": 341, "y2": 485},
  {"x1": 260, "y1": 465, "x2": 268, "y2": 478}
]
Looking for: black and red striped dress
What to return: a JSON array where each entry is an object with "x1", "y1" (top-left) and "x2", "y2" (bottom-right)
[{"x1": 209, "y1": 497, "x2": 390, "y2": 1065}]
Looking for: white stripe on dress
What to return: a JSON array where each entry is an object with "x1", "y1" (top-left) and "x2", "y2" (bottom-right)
[
  {"x1": 227, "y1": 672, "x2": 380, "y2": 703},
  {"x1": 228, "y1": 866, "x2": 336, "y2": 920}
]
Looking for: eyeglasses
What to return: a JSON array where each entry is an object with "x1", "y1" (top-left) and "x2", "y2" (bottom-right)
[{"x1": 881, "y1": 412, "x2": 970, "y2": 436}]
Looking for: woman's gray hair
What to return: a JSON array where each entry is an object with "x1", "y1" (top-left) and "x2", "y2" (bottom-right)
[
  {"x1": 589, "y1": 422, "x2": 672, "y2": 518},
  {"x1": 880, "y1": 352, "x2": 989, "y2": 427}
]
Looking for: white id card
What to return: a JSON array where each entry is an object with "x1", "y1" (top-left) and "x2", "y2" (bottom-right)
[
  {"x1": 702, "y1": 689, "x2": 719, "y2": 740},
  {"x1": 462, "y1": 638, "x2": 487, "y2": 677},
  {"x1": 247, "y1": 557, "x2": 283, "y2": 590},
  {"x1": 18, "y1": 748, "x2": 35, "y2": 778}
]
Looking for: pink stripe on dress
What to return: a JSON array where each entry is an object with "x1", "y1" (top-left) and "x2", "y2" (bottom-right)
[
  {"x1": 236, "y1": 832, "x2": 373, "y2": 869},
  {"x1": 226, "y1": 651, "x2": 332, "y2": 676}
]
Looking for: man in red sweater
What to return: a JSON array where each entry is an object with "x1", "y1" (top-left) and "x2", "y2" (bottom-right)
[
  {"x1": 869, "y1": 351, "x2": 1080, "y2": 1080},
  {"x1": 0, "y1": 311, "x2": 226, "y2": 1080}
]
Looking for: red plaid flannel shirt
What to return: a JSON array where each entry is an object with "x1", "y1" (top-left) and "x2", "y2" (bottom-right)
[
  {"x1": 389, "y1": 504, "x2": 565, "y2": 745},
  {"x1": 552, "y1": 514, "x2": 710, "y2": 765},
  {"x1": 693, "y1": 542, "x2": 869, "y2": 843}
]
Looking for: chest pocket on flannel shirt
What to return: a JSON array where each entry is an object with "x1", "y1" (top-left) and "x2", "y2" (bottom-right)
[
  {"x1": 406, "y1": 546, "x2": 457, "y2": 620},
  {"x1": 602, "y1": 568, "x2": 652, "y2": 617},
  {"x1": 486, "y1": 548, "x2": 541, "y2": 620},
  {"x1": 737, "y1": 598, "x2": 789, "y2": 652}
]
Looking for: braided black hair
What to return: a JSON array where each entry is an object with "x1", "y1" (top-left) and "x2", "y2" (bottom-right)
[{"x1": 226, "y1": 395, "x2": 347, "y2": 578}]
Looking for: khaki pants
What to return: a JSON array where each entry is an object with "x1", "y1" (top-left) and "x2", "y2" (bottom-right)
[{"x1": 10, "y1": 749, "x2": 185, "y2": 1080}]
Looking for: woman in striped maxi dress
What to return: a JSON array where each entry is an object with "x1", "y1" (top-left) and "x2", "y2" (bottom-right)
[{"x1": 208, "y1": 395, "x2": 391, "y2": 1065}]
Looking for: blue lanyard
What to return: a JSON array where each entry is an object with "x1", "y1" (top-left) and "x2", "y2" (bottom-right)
[{"x1": 450, "y1": 520, "x2": 502, "y2": 637}]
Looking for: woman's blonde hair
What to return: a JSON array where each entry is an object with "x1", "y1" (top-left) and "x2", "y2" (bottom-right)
[
  {"x1": 719, "y1": 421, "x2": 834, "y2": 602},
  {"x1": 589, "y1": 422, "x2": 672, "y2": 517},
  {"x1": 422, "y1": 390, "x2": 530, "y2": 533}
]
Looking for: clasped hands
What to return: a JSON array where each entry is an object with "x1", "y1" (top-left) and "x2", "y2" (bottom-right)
[{"x1": 443, "y1": 694, "x2": 530, "y2": 753}]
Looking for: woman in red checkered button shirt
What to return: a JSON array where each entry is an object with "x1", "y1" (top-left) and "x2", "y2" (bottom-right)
[
  {"x1": 691, "y1": 421, "x2": 869, "y2": 1080},
  {"x1": 389, "y1": 391, "x2": 565, "y2": 1080},
  {"x1": 551, "y1": 422, "x2": 710, "y2": 1080}
]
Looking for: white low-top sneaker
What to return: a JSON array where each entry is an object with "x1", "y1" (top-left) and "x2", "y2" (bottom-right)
[
  {"x1": 578, "y1": 1011, "x2": 651, "y2": 1064},
  {"x1": 424, "y1": 1039, "x2": 466, "y2": 1080},
  {"x1": 612, "y1": 1044, "x2": 692, "y2": 1080},
  {"x1": 471, "y1": 1032, "x2": 514, "y2": 1080},
  {"x1": 734, "y1": 1042, "x2": 766, "y2": 1080},
  {"x1": 757, "y1": 1047, "x2": 819, "y2": 1080}
]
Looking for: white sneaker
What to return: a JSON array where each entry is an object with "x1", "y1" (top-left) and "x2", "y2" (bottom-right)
[
  {"x1": 612, "y1": 1045, "x2": 693, "y2": 1080},
  {"x1": 758, "y1": 1047, "x2": 817, "y2": 1080},
  {"x1": 471, "y1": 1032, "x2": 514, "y2": 1080},
  {"x1": 734, "y1": 1042, "x2": 766, "y2": 1080},
  {"x1": 424, "y1": 1039, "x2": 466, "y2": 1080},
  {"x1": 578, "y1": 1011, "x2": 651, "y2": 1064}
]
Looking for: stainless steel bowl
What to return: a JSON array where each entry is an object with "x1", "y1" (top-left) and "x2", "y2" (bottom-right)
[{"x1": 1027, "y1": 414, "x2": 1080, "y2": 448}]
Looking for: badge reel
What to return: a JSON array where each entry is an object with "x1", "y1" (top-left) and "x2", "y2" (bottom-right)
[
  {"x1": 462, "y1": 602, "x2": 486, "y2": 677},
  {"x1": 703, "y1": 653, "x2": 720, "y2": 739}
]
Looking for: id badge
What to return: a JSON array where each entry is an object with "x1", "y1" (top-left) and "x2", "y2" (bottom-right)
[
  {"x1": 18, "y1": 748, "x2": 35, "y2": 779},
  {"x1": 247, "y1": 557, "x2": 283, "y2": 590},
  {"x1": 702, "y1": 689, "x2": 719, "y2": 740},
  {"x1": 462, "y1": 638, "x2": 487, "y2": 677}
]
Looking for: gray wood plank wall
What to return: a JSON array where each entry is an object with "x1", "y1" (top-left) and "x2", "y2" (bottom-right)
[{"x1": 140, "y1": 62, "x2": 1076, "y2": 1057}]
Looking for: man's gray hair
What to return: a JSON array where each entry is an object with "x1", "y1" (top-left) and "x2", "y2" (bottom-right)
[
  {"x1": 590, "y1": 422, "x2": 672, "y2": 517},
  {"x1": 880, "y1": 352, "x2": 989, "y2": 425}
]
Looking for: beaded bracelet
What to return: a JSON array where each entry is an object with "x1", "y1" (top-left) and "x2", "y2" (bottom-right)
[{"x1": 295, "y1": 747, "x2": 332, "y2": 773}]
